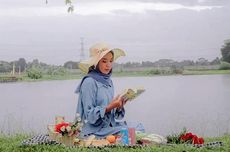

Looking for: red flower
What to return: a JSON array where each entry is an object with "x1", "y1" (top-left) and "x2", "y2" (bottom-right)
[
  {"x1": 192, "y1": 135, "x2": 199, "y2": 144},
  {"x1": 55, "y1": 122, "x2": 70, "y2": 133},
  {"x1": 179, "y1": 135, "x2": 186, "y2": 140},
  {"x1": 185, "y1": 132, "x2": 193, "y2": 140},
  {"x1": 180, "y1": 132, "x2": 204, "y2": 145},
  {"x1": 180, "y1": 132, "x2": 193, "y2": 141},
  {"x1": 198, "y1": 137, "x2": 204, "y2": 144}
]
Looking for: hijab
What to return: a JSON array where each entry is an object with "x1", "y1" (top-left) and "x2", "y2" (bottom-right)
[{"x1": 75, "y1": 66, "x2": 112, "y2": 93}]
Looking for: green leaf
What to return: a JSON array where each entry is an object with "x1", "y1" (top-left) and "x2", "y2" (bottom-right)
[
  {"x1": 65, "y1": 0, "x2": 72, "y2": 5},
  {"x1": 67, "y1": 6, "x2": 74, "y2": 13}
]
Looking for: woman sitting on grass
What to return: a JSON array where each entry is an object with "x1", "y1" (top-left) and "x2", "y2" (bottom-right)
[{"x1": 75, "y1": 43, "x2": 128, "y2": 138}]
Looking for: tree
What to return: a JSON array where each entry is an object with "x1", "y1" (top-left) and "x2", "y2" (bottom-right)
[
  {"x1": 17, "y1": 58, "x2": 27, "y2": 72},
  {"x1": 46, "y1": 0, "x2": 74, "y2": 13},
  {"x1": 26, "y1": 67, "x2": 43, "y2": 79},
  {"x1": 221, "y1": 39, "x2": 230, "y2": 63},
  {"x1": 210, "y1": 57, "x2": 220, "y2": 65},
  {"x1": 64, "y1": 61, "x2": 79, "y2": 69},
  {"x1": 196, "y1": 58, "x2": 209, "y2": 66},
  {"x1": 0, "y1": 61, "x2": 11, "y2": 73}
]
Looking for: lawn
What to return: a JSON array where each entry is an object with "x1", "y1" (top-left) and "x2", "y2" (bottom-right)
[{"x1": 0, "y1": 134, "x2": 229, "y2": 152}]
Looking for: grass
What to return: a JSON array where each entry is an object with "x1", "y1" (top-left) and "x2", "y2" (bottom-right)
[
  {"x1": 182, "y1": 69, "x2": 230, "y2": 75},
  {"x1": 0, "y1": 134, "x2": 229, "y2": 152}
]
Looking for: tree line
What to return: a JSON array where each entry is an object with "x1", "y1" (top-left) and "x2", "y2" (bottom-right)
[
  {"x1": 1, "y1": 39, "x2": 230, "y2": 73},
  {"x1": 0, "y1": 57, "x2": 221, "y2": 73}
]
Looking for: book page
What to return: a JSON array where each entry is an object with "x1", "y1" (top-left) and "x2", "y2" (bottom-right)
[{"x1": 120, "y1": 87, "x2": 145, "y2": 101}]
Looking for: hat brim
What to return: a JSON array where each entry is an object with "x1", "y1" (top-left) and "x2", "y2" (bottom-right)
[{"x1": 79, "y1": 48, "x2": 126, "y2": 74}]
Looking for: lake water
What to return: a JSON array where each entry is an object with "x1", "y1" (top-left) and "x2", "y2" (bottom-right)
[{"x1": 0, "y1": 75, "x2": 230, "y2": 137}]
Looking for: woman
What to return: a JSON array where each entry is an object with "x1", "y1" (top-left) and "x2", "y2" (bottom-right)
[{"x1": 75, "y1": 43, "x2": 128, "y2": 138}]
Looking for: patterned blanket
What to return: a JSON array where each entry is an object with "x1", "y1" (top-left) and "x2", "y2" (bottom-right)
[{"x1": 20, "y1": 134, "x2": 224, "y2": 149}]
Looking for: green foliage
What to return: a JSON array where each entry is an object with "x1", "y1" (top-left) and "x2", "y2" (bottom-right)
[
  {"x1": 210, "y1": 57, "x2": 221, "y2": 65},
  {"x1": 221, "y1": 40, "x2": 230, "y2": 63},
  {"x1": 26, "y1": 67, "x2": 43, "y2": 79},
  {"x1": 16, "y1": 58, "x2": 27, "y2": 72},
  {"x1": 65, "y1": 0, "x2": 72, "y2": 5},
  {"x1": 67, "y1": 5, "x2": 74, "y2": 13},
  {"x1": 0, "y1": 61, "x2": 11, "y2": 73},
  {"x1": 166, "y1": 127, "x2": 187, "y2": 144},
  {"x1": 63, "y1": 61, "x2": 79, "y2": 69},
  {"x1": 1, "y1": 133, "x2": 230, "y2": 152},
  {"x1": 147, "y1": 68, "x2": 183, "y2": 75},
  {"x1": 219, "y1": 61, "x2": 230, "y2": 70},
  {"x1": 147, "y1": 69, "x2": 161, "y2": 75},
  {"x1": 65, "y1": 0, "x2": 74, "y2": 13},
  {"x1": 170, "y1": 65, "x2": 184, "y2": 74},
  {"x1": 46, "y1": 67, "x2": 67, "y2": 76}
]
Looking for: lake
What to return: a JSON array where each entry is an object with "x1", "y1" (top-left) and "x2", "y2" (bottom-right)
[{"x1": 0, "y1": 74, "x2": 230, "y2": 137}]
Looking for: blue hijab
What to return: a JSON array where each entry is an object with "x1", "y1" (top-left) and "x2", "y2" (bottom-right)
[{"x1": 75, "y1": 67, "x2": 112, "y2": 93}]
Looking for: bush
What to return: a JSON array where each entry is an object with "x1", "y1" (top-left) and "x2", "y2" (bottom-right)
[
  {"x1": 0, "y1": 62, "x2": 12, "y2": 73},
  {"x1": 219, "y1": 61, "x2": 230, "y2": 70},
  {"x1": 147, "y1": 69, "x2": 161, "y2": 75},
  {"x1": 26, "y1": 67, "x2": 42, "y2": 79},
  {"x1": 46, "y1": 67, "x2": 67, "y2": 76}
]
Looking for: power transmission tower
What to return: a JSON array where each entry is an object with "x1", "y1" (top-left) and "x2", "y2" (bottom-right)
[{"x1": 80, "y1": 37, "x2": 85, "y2": 61}]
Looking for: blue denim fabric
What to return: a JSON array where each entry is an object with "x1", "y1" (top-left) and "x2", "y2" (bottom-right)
[{"x1": 76, "y1": 77, "x2": 126, "y2": 138}]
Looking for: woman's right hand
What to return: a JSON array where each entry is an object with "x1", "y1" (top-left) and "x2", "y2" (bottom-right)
[
  {"x1": 112, "y1": 95, "x2": 123, "y2": 108},
  {"x1": 105, "y1": 95, "x2": 123, "y2": 113}
]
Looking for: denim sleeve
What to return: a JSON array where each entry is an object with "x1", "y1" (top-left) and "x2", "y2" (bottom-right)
[
  {"x1": 114, "y1": 107, "x2": 125, "y2": 120},
  {"x1": 80, "y1": 78, "x2": 106, "y2": 125}
]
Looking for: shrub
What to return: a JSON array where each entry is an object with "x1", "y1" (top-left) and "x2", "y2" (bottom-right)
[
  {"x1": 147, "y1": 69, "x2": 160, "y2": 75},
  {"x1": 219, "y1": 61, "x2": 230, "y2": 70},
  {"x1": 26, "y1": 67, "x2": 42, "y2": 79},
  {"x1": 46, "y1": 67, "x2": 67, "y2": 76}
]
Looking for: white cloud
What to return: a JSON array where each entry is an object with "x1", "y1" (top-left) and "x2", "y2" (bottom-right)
[
  {"x1": 197, "y1": 0, "x2": 207, "y2": 3},
  {"x1": 0, "y1": 1, "x2": 223, "y2": 17},
  {"x1": 0, "y1": 6, "x2": 68, "y2": 17}
]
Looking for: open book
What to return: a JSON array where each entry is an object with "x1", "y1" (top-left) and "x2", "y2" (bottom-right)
[{"x1": 120, "y1": 87, "x2": 145, "y2": 101}]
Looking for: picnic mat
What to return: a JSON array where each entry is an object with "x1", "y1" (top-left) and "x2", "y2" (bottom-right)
[{"x1": 20, "y1": 134, "x2": 224, "y2": 149}]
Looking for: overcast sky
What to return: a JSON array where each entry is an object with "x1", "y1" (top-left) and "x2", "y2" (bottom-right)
[{"x1": 0, "y1": 0, "x2": 230, "y2": 65}]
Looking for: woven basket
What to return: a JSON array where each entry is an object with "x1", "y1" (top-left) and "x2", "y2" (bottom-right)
[{"x1": 47, "y1": 124, "x2": 75, "y2": 146}]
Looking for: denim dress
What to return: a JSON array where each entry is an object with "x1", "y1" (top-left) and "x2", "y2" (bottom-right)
[{"x1": 76, "y1": 77, "x2": 126, "y2": 138}]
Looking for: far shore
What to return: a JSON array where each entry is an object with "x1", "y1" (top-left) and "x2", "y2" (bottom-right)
[{"x1": 1, "y1": 69, "x2": 230, "y2": 83}]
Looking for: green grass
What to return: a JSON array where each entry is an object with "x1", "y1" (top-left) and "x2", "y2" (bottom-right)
[
  {"x1": 182, "y1": 69, "x2": 230, "y2": 75},
  {"x1": 21, "y1": 74, "x2": 83, "y2": 82},
  {"x1": 0, "y1": 134, "x2": 229, "y2": 152}
]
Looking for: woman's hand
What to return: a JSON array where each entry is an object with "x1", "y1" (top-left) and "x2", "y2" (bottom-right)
[
  {"x1": 105, "y1": 95, "x2": 127, "y2": 113},
  {"x1": 121, "y1": 96, "x2": 129, "y2": 107}
]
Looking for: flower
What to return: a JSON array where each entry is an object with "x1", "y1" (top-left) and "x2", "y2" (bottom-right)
[
  {"x1": 66, "y1": 126, "x2": 71, "y2": 132},
  {"x1": 54, "y1": 115, "x2": 83, "y2": 137},
  {"x1": 198, "y1": 137, "x2": 204, "y2": 144},
  {"x1": 180, "y1": 132, "x2": 204, "y2": 145},
  {"x1": 167, "y1": 128, "x2": 204, "y2": 145},
  {"x1": 55, "y1": 122, "x2": 70, "y2": 133}
]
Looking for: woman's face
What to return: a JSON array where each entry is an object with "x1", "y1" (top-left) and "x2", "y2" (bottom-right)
[{"x1": 98, "y1": 52, "x2": 114, "y2": 74}]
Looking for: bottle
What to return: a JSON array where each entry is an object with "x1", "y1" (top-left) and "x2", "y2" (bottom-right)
[{"x1": 120, "y1": 128, "x2": 129, "y2": 145}]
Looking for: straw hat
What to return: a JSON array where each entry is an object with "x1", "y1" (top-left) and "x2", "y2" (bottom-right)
[{"x1": 79, "y1": 43, "x2": 126, "y2": 73}]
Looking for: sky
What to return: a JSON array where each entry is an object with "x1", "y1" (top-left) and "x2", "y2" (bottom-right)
[{"x1": 0, "y1": 0, "x2": 230, "y2": 65}]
